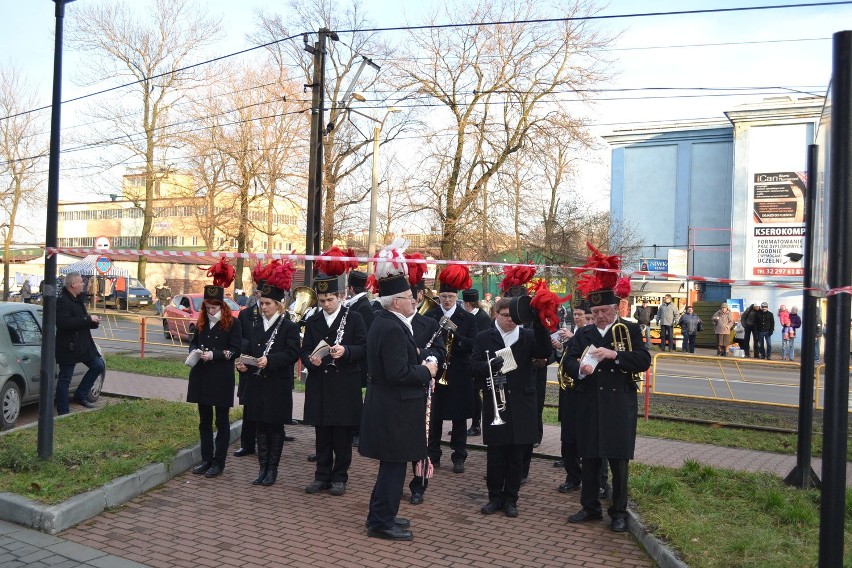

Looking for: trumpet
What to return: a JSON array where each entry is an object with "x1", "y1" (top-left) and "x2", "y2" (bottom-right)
[
  {"x1": 436, "y1": 316, "x2": 457, "y2": 386},
  {"x1": 417, "y1": 292, "x2": 439, "y2": 316},
  {"x1": 485, "y1": 350, "x2": 507, "y2": 426},
  {"x1": 289, "y1": 286, "x2": 317, "y2": 322}
]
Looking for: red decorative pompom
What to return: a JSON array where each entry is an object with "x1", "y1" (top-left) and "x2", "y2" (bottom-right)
[
  {"x1": 529, "y1": 279, "x2": 571, "y2": 331},
  {"x1": 315, "y1": 246, "x2": 358, "y2": 277},
  {"x1": 614, "y1": 277, "x2": 632, "y2": 300},
  {"x1": 499, "y1": 264, "x2": 536, "y2": 294},
  {"x1": 266, "y1": 260, "x2": 296, "y2": 292},
  {"x1": 252, "y1": 259, "x2": 281, "y2": 284},
  {"x1": 406, "y1": 252, "x2": 427, "y2": 287},
  {"x1": 365, "y1": 274, "x2": 378, "y2": 294},
  {"x1": 206, "y1": 257, "x2": 235, "y2": 288},
  {"x1": 439, "y1": 264, "x2": 472, "y2": 291},
  {"x1": 574, "y1": 242, "x2": 622, "y2": 296}
]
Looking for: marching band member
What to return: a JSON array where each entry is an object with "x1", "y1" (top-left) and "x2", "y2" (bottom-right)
[
  {"x1": 405, "y1": 251, "x2": 447, "y2": 506},
  {"x1": 188, "y1": 259, "x2": 242, "y2": 479},
  {"x1": 462, "y1": 288, "x2": 491, "y2": 437},
  {"x1": 423, "y1": 264, "x2": 479, "y2": 474},
  {"x1": 361, "y1": 239, "x2": 438, "y2": 541},
  {"x1": 235, "y1": 263, "x2": 301, "y2": 486},
  {"x1": 345, "y1": 268, "x2": 375, "y2": 449},
  {"x1": 564, "y1": 243, "x2": 651, "y2": 532},
  {"x1": 301, "y1": 264, "x2": 367, "y2": 497},
  {"x1": 470, "y1": 289, "x2": 554, "y2": 517}
]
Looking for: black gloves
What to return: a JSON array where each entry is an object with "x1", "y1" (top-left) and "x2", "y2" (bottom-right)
[{"x1": 489, "y1": 356, "x2": 504, "y2": 372}]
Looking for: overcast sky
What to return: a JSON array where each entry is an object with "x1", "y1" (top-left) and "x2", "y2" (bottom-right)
[{"x1": 2, "y1": 0, "x2": 850, "y2": 240}]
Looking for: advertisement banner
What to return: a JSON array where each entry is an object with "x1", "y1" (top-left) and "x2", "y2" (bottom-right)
[
  {"x1": 639, "y1": 258, "x2": 668, "y2": 272},
  {"x1": 750, "y1": 172, "x2": 806, "y2": 277}
]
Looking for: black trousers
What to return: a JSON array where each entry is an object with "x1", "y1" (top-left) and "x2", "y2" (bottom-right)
[
  {"x1": 580, "y1": 457, "x2": 628, "y2": 519},
  {"x1": 561, "y1": 438, "x2": 582, "y2": 484},
  {"x1": 535, "y1": 367, "x2": 547, "y2": 442},
  {"x1": 367, "y1": 461, "x2": 406, "y2": 530},
  {"x1": 240, "y1": 416, "x2": 256, "y2": 450},
  {"x1": 428, "y1": 417, "x2": 467, "y2": 465},
  {"x1": 198, "y1": 404, "x2": 230, "y2": 467},
  {"x1": 472, "y1": 390, "x2": 482, "y2": 428},
  {"x1": 314, "y1": 425, "x2": 354, "y2": 483},
  {"x1": 486, "y1": 443, "x2": 526, "y2": 505},
  {"x1": 660, "y1": 325, "x2": 675, "y2": 350}
]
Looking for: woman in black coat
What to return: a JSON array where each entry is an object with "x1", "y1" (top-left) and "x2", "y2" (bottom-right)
[
  {"x1": 301, "y1": 279, "x2": 367, "y2": 496},
  {"x1": 235, "y1": 283, "x2": 301, "y2": 486},
  {"x1": 187, "y1": 291, "x2": 242, "y2": 479},
  {"x1": 469, "y1": 298, "x2": 551, "y2": 518}
]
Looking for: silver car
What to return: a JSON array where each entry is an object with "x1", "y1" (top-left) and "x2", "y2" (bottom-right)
[{"x1": 0, "y1": 302, "x2": 105, "y2": 429}]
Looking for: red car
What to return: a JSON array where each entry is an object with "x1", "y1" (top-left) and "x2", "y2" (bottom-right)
[{"x1": 162, "y1": 293, "x2": 243, "y2": 341}]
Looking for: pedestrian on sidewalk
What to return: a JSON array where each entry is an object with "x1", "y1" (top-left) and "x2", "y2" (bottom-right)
[
  {"x1": 679, "y1": 306, "x2": 702, "y2": 353},
  {"x1": 655, "y1": 294, "x2": 679, "y2": 352},
  {"x1": 712, "y1": 304, "x2": 734, "y2": 356},
  {"x1": 742, "y1": 303, "x2": 759, "y2": 357},
  {"x1": 187, "y1": 264, "x2": 242, "y2": 479},
  {"x1": 754, "y1": 302, "x2": 775, "y2": 359},
  {"x1": 633, "y1": 300, "x2": 652, "y2": 346},
  {"x1": 236, "y1": 264, "x2": 301, "y2": 486}
]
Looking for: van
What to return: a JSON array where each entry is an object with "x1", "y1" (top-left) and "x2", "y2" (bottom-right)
[{"x1": 102, "y1": 277, "x2": 153, "y2": 310}]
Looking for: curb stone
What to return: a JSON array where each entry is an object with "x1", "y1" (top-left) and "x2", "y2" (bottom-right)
[
  {"x1": 0, "y1": 421, "x2": 242, "y2": 534},
  {"x1": 628, "y1": 508, "x2": 690, "y2": 568}
]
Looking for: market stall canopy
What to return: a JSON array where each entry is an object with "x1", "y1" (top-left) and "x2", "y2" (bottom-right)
[
  {"x1": 59, "y1": 255, "x2": 130, "y2": 278},
  {"x1": 630, "y1": 279, "x2": 687, "y2": 297}
]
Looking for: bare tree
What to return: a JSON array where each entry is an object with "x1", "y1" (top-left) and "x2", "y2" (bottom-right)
[
  {"x1": 392, "y1": 0, "x2": 612, "y2": 260},
  {"x1": 66, "y1": 0, "x2": 221, "y2": 284},
  {"x1": 0, "y1": 66, "x2": 46, "y2": 300}
]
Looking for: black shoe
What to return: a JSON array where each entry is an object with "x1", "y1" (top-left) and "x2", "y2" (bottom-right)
[
  {"x1": 611, "y1": 517, "x2": 628, "y2": 532},
  {"x1": 598, "y1": 487, "x2": 609, "y2": 500},
  {"x1": 452, "y1": 461, "x2": 465, "y2": 474},
  {"x1": 466, "y1": 425, "x2": 481, "y2": 436},
  {"x1": 330, "y1": 482, "x2": 346, "y2": 496},
  {"x1": 305, "y1": 480, "x2": 331, "y2": 494},
  {"x1": 307, "y1": 454, "x2": 318, "y2": 462},
  {"x1": 568, "y1": 509, "x2": 603, "y2": 523},
  {"x1": 367, "y1": 527, "x2": 413, "y2": 541},
  {"x1": 365, "y1": 517, "x2": 411, "y2": 529},
  {"x1": 520, "y1": 477, "x2": 528, "y2": 485},
  {"x1": 480, "y1": 500, "x2": 503, "y2": 515},
  {"x1": 352, "y1": 435, "x2": 360, "y2": 448},
  {"x1": 204, "y1": 465, "x2": 223, "y2": 478},
  {"x1": 410, "y1": 493, "x2": 424, "y2": 505},
  {"x1": 559, "y1": 481, "x2": 581, "y2": 493},
  {"x1": 553, "y1": 459, "x2": 564, "y2": 468},
  {"x1": 504, "y1": 502, "x2": 518, "y2": 518},
  {"x1": 233, "y1": 447, "x2": 255, "y2": 457},
  {"x1": 533, "y1": 442, "x2": 540, "y2": 449},
  {"x1": 74, "y1": 398, "x2": 95, "y2": 409},
  {"x1": 191, "y1": 461, "x2": 212, "y2": 475},
  {"x1": 283, "y1": 435, "x2": 295, "y2": 442}
]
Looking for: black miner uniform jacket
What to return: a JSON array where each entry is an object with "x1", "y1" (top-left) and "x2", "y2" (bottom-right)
[
  {"x1": 347, "y1": 293, "x2": 375, "y2": 386},
  {"x1": 187, "y1": 318, "x2": 243, "y2": 408},
  {"x1": 359, "y1": 310, "x2": 433, "y2": 463},
  {"x1": 55, "y1": 287, "x2": 100, "y2": 365},
  {"x1": 412, "y1": 313, "x2": 446, "y2": 369},
  {"x1": 423, "y1": 305, "x2": 479, "y2": 420},
  {"x1": 473, "y1": 308, "x2": 492, "y2": 335},
  {"x1": 300, "y1": 307, "x2": 367, "y2": 427},
  {"x1": 236, "y1": 304, "x2": 262, "y2": 403},
  {"x1": 241, "y1": 313, "x2": 301, "y2": 424},
  {"x1": 564, "y1": 319, "x2": 651, "y2": 460},
  {"x1": 470, "y1": 323, "x2": 552, "y2": 446}
]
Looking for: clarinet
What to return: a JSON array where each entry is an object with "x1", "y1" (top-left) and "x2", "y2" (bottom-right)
[
  {"x1": 255, "y1": 316, "x2": 285, "y2": 376},
  {"x1": 325, "y1": 306, "x2": 349, "y2": 373}
]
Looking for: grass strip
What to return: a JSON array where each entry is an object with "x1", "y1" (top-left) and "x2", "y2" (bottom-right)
[{"x1": 630, "y1": 460, "x2": 852, "y2": 568}]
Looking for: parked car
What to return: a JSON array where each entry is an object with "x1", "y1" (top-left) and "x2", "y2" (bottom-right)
[
  {"x1": 101, "y1": 277, "x2": 154, "y2": 310},
  {"x1": 162, "y1": 294, "x2": 242, "y2": 341},
  {"x1": 0, "y1": 302, "x2": 106, "y2": 430}
]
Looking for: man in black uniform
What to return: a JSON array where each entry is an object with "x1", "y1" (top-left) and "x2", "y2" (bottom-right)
[
  {"x1": 361, "y1": 241, "x2": 438, "y2": 541},
  {"x1": 345, "y1": 269, "x2": 375, "y2": 448},
  {"x1": 423, "y1": 265, "x2": 479, "y2": 474},
  {"x1": 565, "y1": 287, "x2": 651, "y2": 532},
  {"x1": 462, "y1": 288, "x2": 491, "y2": 437}
]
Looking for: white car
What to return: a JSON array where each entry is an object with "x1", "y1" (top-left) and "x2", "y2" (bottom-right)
[{"x1": 0, "y1": 302, "x2": 105, "y2": 429}]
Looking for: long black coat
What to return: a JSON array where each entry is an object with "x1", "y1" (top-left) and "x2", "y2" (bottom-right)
[
  {"x1": 412, "y1": 313, "x2": 446, "y2": 369},
  {"x1": 423, "y1": 306, "x2": 479, "y2": 419},
  {"x1": 236, "y1": 304, "x2": 263, "y2": 402},
  {"x1": 473, "y1": 308, "x2": 492, "y2": 335},
  {"x1": 301, "y1": 307, "x2": 367, "y2": 426},
  {"x1": 55, "y1": 288, "x2": 100, "y2": 365},
  {"x1": 564, "y1": 319, "x2": 651, "y2": 459},
  {"x1": 348, "y1": 294, "x2": 375, "y2": 386},
  {"x1": 187, "y1": 318, "x2": 242, "y2": 407},
  {"x1": 359, "y1": 311, "x2": 432, "y2": 462},
  {"x1": 470, "y1": 324, "x2": 551, "y2": 446},
  {"x1": 242, "y1": 314, "x2": 301, "y2": 424}
]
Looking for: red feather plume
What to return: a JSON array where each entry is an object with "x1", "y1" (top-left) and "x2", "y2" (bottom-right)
[
  {"x1": 365, "y1": 274, "x2": 378, "y2": 294},
  {"x1": 529, "y1": 279, "x2": 571, "y2": 331},
  {"x1": 315, "y1": 246, "x2": 358, "y2": 277},
  {"x1": 439, "y1": 264, "x2": 472, "y2": 291},
  {"x1": 206, "y1": 257, "x2": 235, "y2": 288},
  {"x1": 252, "y1": 259, "x2": 281, "y2": 284},
  {"x1": 574, "y1": 242, "x2": 622, "y2": 296},
  {"x1": 405, "y1": 252, "x2": 427, "y2": 287},
  {"x1": 499, "y1": 264, "x2": 536, "y2": 294},
  {"x1": 266, "y1": 260, "x2": 295, "y2": 292}
]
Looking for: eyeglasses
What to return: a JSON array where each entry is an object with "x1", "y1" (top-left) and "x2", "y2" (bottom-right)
[{"x1": 497, "y1": 312, "x2": 511, "y2": 318}]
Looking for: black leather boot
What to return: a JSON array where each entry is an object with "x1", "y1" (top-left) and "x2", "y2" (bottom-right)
[
  {"x1": 261, "y1": 432, "x2": 284, "y2": 486},
  {"x1": 252, "y1": 431, "x2": 270, "y2": 485}
]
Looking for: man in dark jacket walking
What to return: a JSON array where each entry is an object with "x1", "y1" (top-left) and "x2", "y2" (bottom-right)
[
  {"x1": 55, "y1": 272, "x2": 104, "y2": 415},
  {"x1": 742, "y1": 303, "x2": 758, "y2": 357}
]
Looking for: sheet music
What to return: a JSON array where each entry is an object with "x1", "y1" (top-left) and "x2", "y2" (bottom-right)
[
  {"x1": 579, "y1": 345, "x2": 603, "y2": 374},
  {"x1": 237, "y1": 355, "x2": 260, "y2": 367},
  {"x1": 311, "y1": 339, "x2": 332, "y2": 359},
  {"x1": 184, "y1": 349, "x2": 202, "y2": 368},
  {"x1": 495, "y1": 346, "x2": 518, "y2": 374}
]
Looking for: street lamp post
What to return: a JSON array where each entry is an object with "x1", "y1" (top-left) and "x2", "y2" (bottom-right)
[{"x1": 364, "y1": 107, "x2": 400, "y2": 274}]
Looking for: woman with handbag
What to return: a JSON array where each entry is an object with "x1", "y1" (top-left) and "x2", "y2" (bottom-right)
[{"x1": 187, "y1": 261, "x2": 242, "y2": 479}]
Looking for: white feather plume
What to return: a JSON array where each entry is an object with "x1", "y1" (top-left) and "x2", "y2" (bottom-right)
[{"x1": 374, "y1": 238, "x2": 410, "y2": 279}]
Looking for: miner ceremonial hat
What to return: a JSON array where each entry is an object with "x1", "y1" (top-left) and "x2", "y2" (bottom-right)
[
  {"x1": 261, "y1": 261, "x2": 295, "y2": 303},
  {"x1": 203, "y1": 258, "x2": 235, "y2": 303},
  {"x1": 462, "y1": 289, "x2": 480, "y2": 303}
]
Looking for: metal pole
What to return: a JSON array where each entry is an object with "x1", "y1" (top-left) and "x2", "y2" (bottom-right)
[
  {"x1": 784, "y1": 144, "x2": 820, "y2": 489},
  {"x1": 819, "y1": 29, "x2": 852, "y2": 568},
  {"x1": 38, "y1": 0, "x2": 75, "y2": 459},
  {"x1": 303, "y1": 34, "x2": 323, "y2": 286},
  {"x1": 367, "y1": 125, "x2": 379, "y2": 275}
]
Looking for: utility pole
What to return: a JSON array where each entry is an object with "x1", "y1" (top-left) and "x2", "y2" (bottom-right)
[{"x1": 303, "y1": 28, "x2": 337, "y2": 285}]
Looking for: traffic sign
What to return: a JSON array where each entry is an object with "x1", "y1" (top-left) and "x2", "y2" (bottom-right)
[{"x1": 95, "y1": 256, "x2": 112, "y2": 275}]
